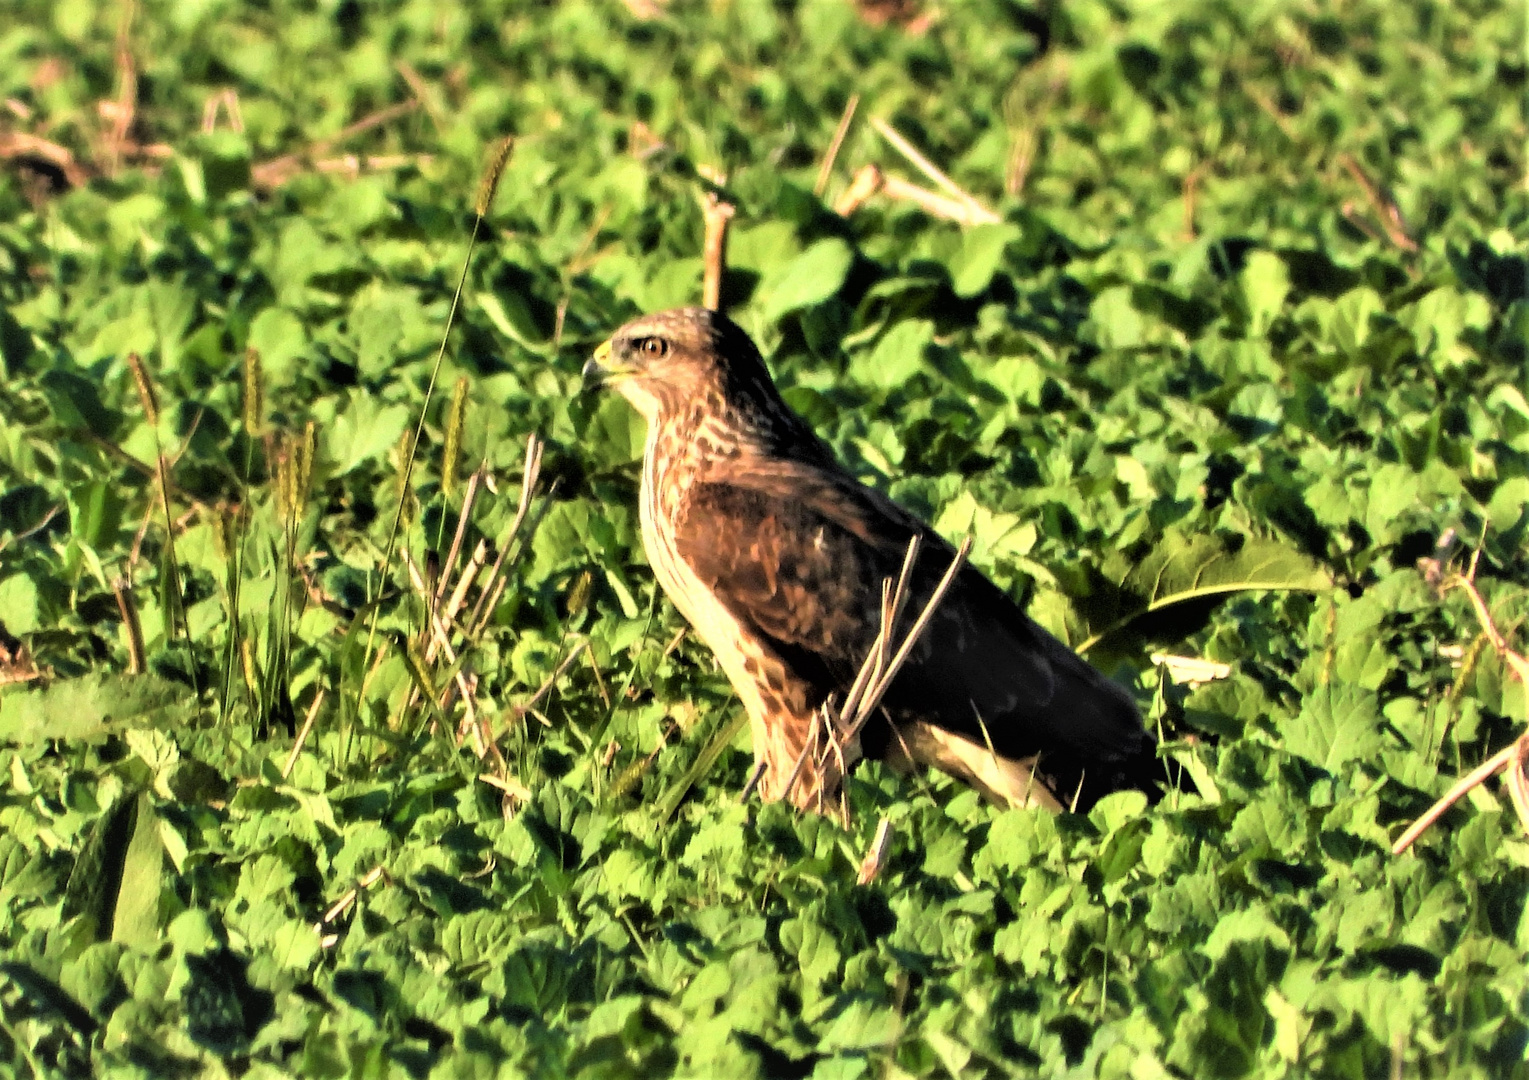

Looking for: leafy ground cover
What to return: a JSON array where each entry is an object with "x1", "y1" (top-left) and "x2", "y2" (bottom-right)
[{"x1": 1, "y1": 0, "x2": 1527, "y2": 1076}]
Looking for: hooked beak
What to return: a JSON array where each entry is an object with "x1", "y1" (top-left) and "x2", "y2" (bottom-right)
[{"x1": 581, "y1": 338, "x2": 615, "y2": 390}]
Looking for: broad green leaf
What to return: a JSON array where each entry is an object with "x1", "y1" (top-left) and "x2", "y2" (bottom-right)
[
  {"x1": 247, "y1": 308, "x2": 307, "y2": 380},
  {"x1": 323, "y1": 393, "x2": 411, "y2": 476},
  {"x1": 948, "y1": 223, "x2": 1020, "y2": 297},
  {"x1": 1078, "y1": 534, "x2": 1333, "y2": 653},
  {"x1": 0, "y1": 574, "x2": 40, "y2": 635},
  {"x1": 760, "y1": 238, "x2": 854, "y2": 322},
  {"x1": 111, "y1": 792, "x2": 163, "y2": 949},
  {"x1": 1280, "y1": 684, "x2": 1384, "y2": 773},
  {"x1": 0, "y1": 674, "x2": 193, "y2": 744},
  {"x1": 1240, "y1": 250, "x2": 1289, "y2": 336},
  {"x1": 854, "y1": 318, "x2": 932, "y2": 390}
]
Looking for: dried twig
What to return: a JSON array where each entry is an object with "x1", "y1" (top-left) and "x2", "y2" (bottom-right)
[
  {"x1": 1336, "y1": 152, "x2": 1417, "y2": 253},
  {"x1": 0, "y1": 132, "x2": 90, "y2": 188},
  {"x1": 281, "y1": 689, "x2": 326, "y2": 779},
  {"x1": 113, "y1": 578, "x2": 146, "y2": 674},
  {"x1": 1005, "y1": 127, "x2": 1037, "y2": 198},
  {"x1": 394, "y1": 60, "x2": 447, "y2": 134},
  {"x1": 881, "y1": 173, "x2": 999, "y2": 226},
  {"x1": 779, "y1": 536, "x2": 972, "y2": 812},
  {"x1": 834, "y1": 163, "x2": 884, "y2": 217},
  {"x1": 856, "y1": 817, "x2": 894, "y2": 884},
  {"x1": 870, "y1": 117, "x2": 998, "y2": 224},
  {"x1": 101, "y1": 0, "x2": 138, "y2": 177},
  {"x1": 1181, "y1": 161, "x2": 1208, "y2": 241},
  {"x1": 815, "y1": 93, "x2": 860, "y2": 197},
  {"x1": 700, "y1": 188, "x2": 734, "y2": 311},
  {"x1": 467, "y1": 434, "x2": 545, "y2": 636},
  {"x1": 252, "y1": 100, "x2": 419, "y2": 190},
  {"x1": 201, "y1": 89, "x2": 244, "y2": 134},
  {"x1": 1393, "y1": 563, "x2": 1529, "y2": 854},
  {"x1": 1245, "y1": 85, "x2": 1299, "y2": 142}
]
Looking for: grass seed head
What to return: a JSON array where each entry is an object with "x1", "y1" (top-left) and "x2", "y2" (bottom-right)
[
  {"x1": 127, "y1": 353, "x2": 159, "y2": 427},
  {"x1": 475, "y1": 135, "x2": 515, "y2": 218},
  {"x1": 242, "y1": 347, "x2": 265, "y2": 435},
  {"x1": 442, "y1": 377, "x2": 469, "y2": 499}
]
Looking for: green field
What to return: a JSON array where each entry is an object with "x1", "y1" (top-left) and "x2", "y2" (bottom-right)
[{"x1": 1, "y1": 0, "x2": 1527, "y2": 1076}]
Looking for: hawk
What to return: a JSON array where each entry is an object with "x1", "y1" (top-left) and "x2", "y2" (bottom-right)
[{"x1": 584, "y1": 307, "x2": 1161, "y2": 812}]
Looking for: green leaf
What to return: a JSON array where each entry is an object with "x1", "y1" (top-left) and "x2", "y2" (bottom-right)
[
  {"x1": 0, "y1": 674, "x2": 194, "y2": 744},
  {"x1": 1239, "y1": 250, "x2": 1290, "y2": 337},
  {"x1": 1078, "y1": 534, "x2": 1333, "y2": 653},
  {"x1": 1280, "y1": 684, "x2": 1384, "y2": 773},
  {"x1": 948, "y1": 223, "x2": 1020, "y2": 298},
  {"x1": 323, "y1": 393, "x2": 411, "y2": 476},
  {"x1": 111, "y1": 792, "x2": 163, "y2": 949},
  {"x1": 760, "y1": 238, "x2": 855, "y2": 322},
  {"x1": 0, "y1": 574, "x2": 40, "y2": 635},
  {"x1": 246, "y1": 307, "x2": 308, "y2": 380}
]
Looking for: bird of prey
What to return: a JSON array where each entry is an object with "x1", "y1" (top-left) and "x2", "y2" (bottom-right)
[{"x1": 583, "y1": 306, "x2": 1161, "y2": 812}]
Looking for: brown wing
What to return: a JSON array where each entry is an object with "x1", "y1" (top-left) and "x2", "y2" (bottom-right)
[{"x1": 672, "y1": 465, "x2": 1161, "y2": 805}]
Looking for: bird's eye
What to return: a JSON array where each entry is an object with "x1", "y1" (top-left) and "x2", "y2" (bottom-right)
[{"x1": 638, "y1": 337, "x2": 669, "y2": 359}]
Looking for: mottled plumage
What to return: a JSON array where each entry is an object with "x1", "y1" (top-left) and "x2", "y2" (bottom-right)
[{"x1": 584, "y1": 307, "x2": 1161, "y2": 811}]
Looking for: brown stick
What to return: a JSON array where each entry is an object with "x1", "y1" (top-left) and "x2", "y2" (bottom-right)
[
  {"x1": 0, "y1": 132, "x2": 90, "y2": 188},
  {"x1": 834, "y1": 163, "x2": 884, "y2": 217},
  {"x1": 700, "y1": 191, "x2": 734, "y2": 311},
  {"x1": 1337, "y1": 153, "x2": 1417, "y2": 253},
  {"x1": 1005, "y1": 127, "x2": 1036, "y2": 198},
  {"x1": 252, "y1": 100, "x2": 420, "y2": 190},
  {"x1": 113, "y1": 578, "x2": 146, "y2": 674},
  {"x1": 393, "y1": 60, "x2": 447, "y2": 134},
  {"x1": 882, "y1": 173, "x2": 1000, "y2": 226},
  {"x1": 815, "y1": 93, "x2": 860, "y2": 197},
  {"x1": 870, "y1": 117, "x2": 998, "y2": 223},
  {"x1": 103, "y1": 0, "x2": 138, "y2": 178},
  {"x1": 1181, "y1": 161, "x2": 1208, "y2": 242},
  {"x1": 1393, "y1": 570, "x2": 1529, "y2": 853},
  {"x1": 282, "y1": 689, "x2": 326, "y2": 779},
  {"x1": 1245, "y1": 86, "x2": 1299, "y2": 142},
  {"x1": 856, "y1": 817, "x2": 894, "y2": 884}
]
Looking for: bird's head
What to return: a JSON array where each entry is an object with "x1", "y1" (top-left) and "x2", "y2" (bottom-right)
[{"x1": 583, "y1": 307, "x2": 777, "y2": 425}]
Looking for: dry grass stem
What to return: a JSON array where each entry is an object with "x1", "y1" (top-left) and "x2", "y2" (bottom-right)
[
  {"x1": 113, "y1": 578, "x2": 146, "y2": 674},
  {"x1": 479, "y1": 772, "x2": 532, "y2": 802},
  {"x1": 1181, "y1": 162, "x2": 1208, "y2": 241},
  {"x1": 739, "y1": 760, "x2": 768, "y2": 802},
  {"x1": 316, "y1": 864, "x2": 388, "y2": 945},
  {"x1": 467, "y1": 435, "x2": 544, "y2": 636},
  {"x1": 780, "y1": 536, "x2": 971, "y2": 812},
  {"x1": 434, "y1": 466, "x2": 482, "y2": 613},
  {"x1": 700, "y1": 190, "x2": 734, "y2": 311},
  {"x1": 201, "y1": 89, "x2": 244, "y2": 134},
  {"x1": 282, "y1": 689, "x2": 326, "y2": 779},
  {"x1": 815, "y1": 93, "x2": 860, "y2": 197},
  {"x1": 881, "y1": 173, "x2": 999, "y2": 226},
  {"x1": 834, "y1": 163, "x2": 884, "y2": 217},
  {"x1": 394, "y1": 60, "x2": 447, "y2": 134},
  {"x1": 253, "y1": 100, "x2": 420, "y2": 190},
  {"x1": 515, "y1": 639, "x2": 590, "y2": 719},
  {"x1": 1337, "y1": 152, "x2": 1417, "y2": 253},
  {"x1": 870, "y1": 117, "x2": 998, "y2": 223},
  {"x1": 1245, "y1": 85, "x2": 1299, "y2": 142},
  {"x1": 857, "y1": 817, "x2": 894, "y2": 884},
  {"x1": 1005, "y1": 126, "x2": 1036, "y2": 197},
  {"x1": 1393, "y1": 563, "x2": 1529, "y2": 854}
]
